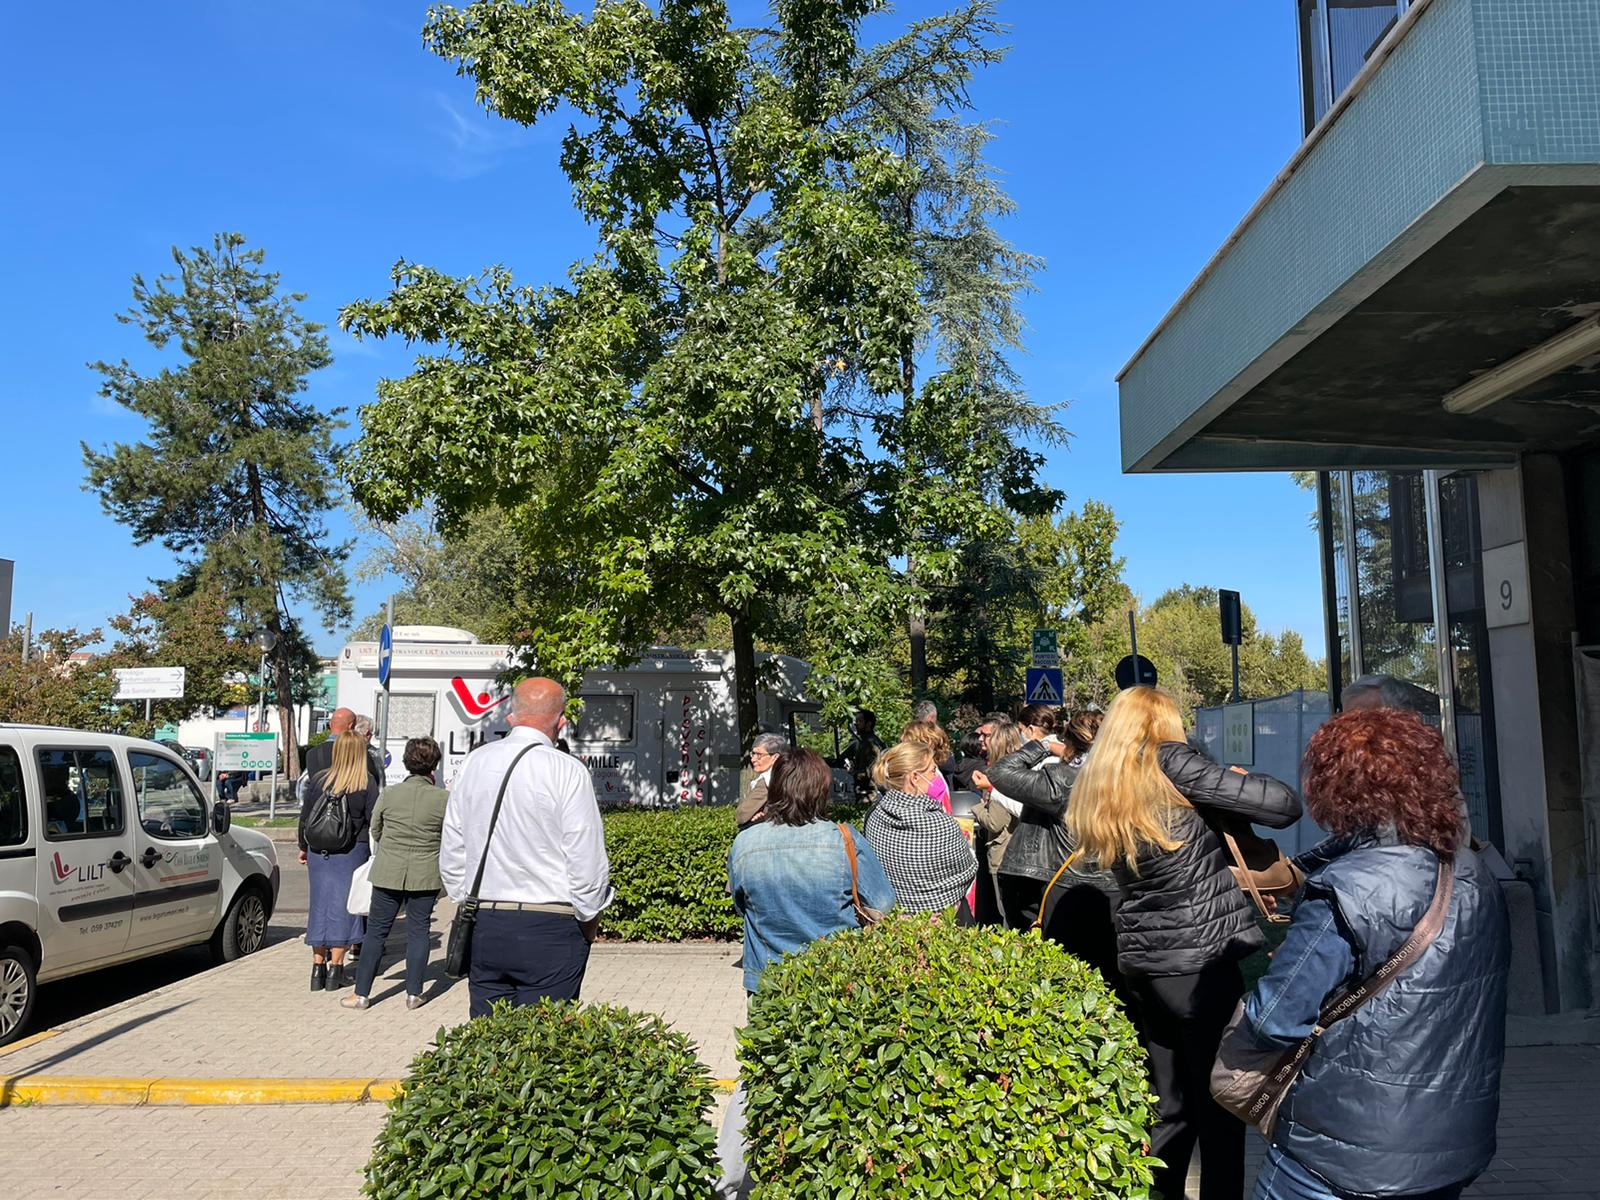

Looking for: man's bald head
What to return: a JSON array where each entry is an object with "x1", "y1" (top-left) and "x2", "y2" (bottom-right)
[
  {"x1": 509, "y1": 678, "x2": 566, "y2": 736},
  {"x1": 329, "y1": 708, "x2": 355, "y2": 735}
]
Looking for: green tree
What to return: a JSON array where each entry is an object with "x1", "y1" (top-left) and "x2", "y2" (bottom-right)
[
  {"x1": 850, "y1": 1, "x2": 1063, "y2": 695},
  {"x1": 0, "y1": 627, "x2": 117, "y2": 730},
  {"x1": 342, "y1": 1, "x2": 1041, "y2": 744},
  {"x1": 103, "y1": 582, "x2": 254, "y2": 739},
  {"x1": 927, "y1": 499, "x2": 1125, "y2": 711},
  {"x1": 82, "y1": 233, "x2": 351, "y2": 776}
]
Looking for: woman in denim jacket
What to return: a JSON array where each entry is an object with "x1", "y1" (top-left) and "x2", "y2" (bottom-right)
[
  {"x1": 1242, "y1": 708, "x2": 1509, "y2": 1200},
  {"x1": 718, "y1": 748, "x2": 895, "y2": 1199},
  {"x1": 727, "y1": 748, "x2": 895, "y2": 994}
]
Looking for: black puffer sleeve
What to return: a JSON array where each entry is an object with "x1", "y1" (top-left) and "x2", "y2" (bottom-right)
[
  {"x1": 1158, "y1": 742, "x2": 1302, "y2": 829},
  {"x1": 987, "y1": 742, "x2": 1072, "y2": 819}
]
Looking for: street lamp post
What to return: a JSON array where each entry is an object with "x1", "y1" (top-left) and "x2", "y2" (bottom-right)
[{"x1": 252, "y1": 627, "x2": 278, "y2": 735}]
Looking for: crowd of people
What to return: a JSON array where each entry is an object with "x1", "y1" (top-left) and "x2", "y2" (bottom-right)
[
  {"x1": 292, "y1": 674, "x2": 1511, "y2": 1200},
  {"x1": 723, "y1": 687, "x2": 1511, "y2": 1200}
]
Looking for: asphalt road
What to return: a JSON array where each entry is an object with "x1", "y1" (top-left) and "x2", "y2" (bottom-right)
[{"x1": 28, "y1": 851, "x2": 309, "y2": 1037}]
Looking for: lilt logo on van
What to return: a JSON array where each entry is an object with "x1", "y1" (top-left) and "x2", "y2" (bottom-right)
[
  {"x1": 448, "y1": 678, "x2": 512, "y2": 723},
  {"x1": 51, "y1": 852, "x2": 107, "y2": 886}
]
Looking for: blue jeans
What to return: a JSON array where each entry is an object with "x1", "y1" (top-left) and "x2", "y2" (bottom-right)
[
  {"x1": 354, "y1": 887, "x2": 438, "y2": 998},
  {"x1": 1253, "y1": 1146, "x2": 1466, "y2": 1200}
]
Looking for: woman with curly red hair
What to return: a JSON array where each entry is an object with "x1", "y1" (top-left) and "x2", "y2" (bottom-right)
[{"x1": 1241, "y1": 707, "x2": 1510, "y2": 1200}]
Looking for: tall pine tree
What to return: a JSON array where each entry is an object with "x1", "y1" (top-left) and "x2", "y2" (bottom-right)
[{"x1": 83, "y1": 233, "x2": 350, "y2": 776}]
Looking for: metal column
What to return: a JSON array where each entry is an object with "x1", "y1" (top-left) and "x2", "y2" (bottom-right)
[
  {"x1": 1423, "y1": 469, "x2": 1459, "y2": 762},
  {"x1": 1339, "y1": 470, "x2": 1366, "y2": 681}
]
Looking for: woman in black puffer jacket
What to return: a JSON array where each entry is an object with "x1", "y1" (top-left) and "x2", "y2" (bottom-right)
[{"x1": 1068, "y1": 687, "x2": 1301, "y2": 1200}]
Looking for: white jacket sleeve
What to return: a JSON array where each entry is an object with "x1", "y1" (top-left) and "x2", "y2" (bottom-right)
[{"x1": 438, "y1": 771, "x2": 470, "y2": 902}]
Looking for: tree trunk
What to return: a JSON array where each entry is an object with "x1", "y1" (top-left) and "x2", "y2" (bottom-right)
[
  {"x1": 908, "y1": 598, "x2": 927, "y2": 699},
  {"x1": 270, "y1": 623, "x2": 300, "y2": 782},
  {"x1": 730, "y1": 608, "x2": 758, "y2": 754}
]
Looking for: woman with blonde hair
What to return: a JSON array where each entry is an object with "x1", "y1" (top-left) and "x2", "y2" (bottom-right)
[
  {"x1": 297, "y1": 732, "x2": 379, "y2": 993},
  {"x1": 1068, "y1": 687, "x2": 1300, "y2": 1200},
  {"x1": 863, "y1": 741, "x2": 976, "y2": 919},
  {"x1": 898, "y1": 720, "x2": 954, "y2": 814}
]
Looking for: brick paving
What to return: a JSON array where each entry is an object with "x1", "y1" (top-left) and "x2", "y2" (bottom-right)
[{"x1": 0, "y1": 913, "x2": 1595, "y2": 1199}]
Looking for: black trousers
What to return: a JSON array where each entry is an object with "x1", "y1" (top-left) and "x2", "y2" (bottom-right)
[
  {"x1": 1040, "y1": 881, "x2": 1129, "y2": 1006},
  {"x1": 468, "y1": 908, "x2": 591, "y2": 1019},
  {"x1": 1131, "y1": 960, "x2": 1247, "y2": 1200},
  {"x1": 997, "y1": 873, "x2": 1046, "y2": 931}
]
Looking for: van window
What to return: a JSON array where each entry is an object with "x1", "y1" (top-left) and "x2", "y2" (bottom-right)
[
  {"x1": 574, "y1": 695, "x2": 634, "y2": 743},
  {"x1": 37, "y1": 748, "x2": 126, "y2": 840},
  {"x1": 0, "y1": 747, "x2": 25, "y2": 846},
  {"x1": 128, "y1": 751, "x2": 207, "y2": 839}
]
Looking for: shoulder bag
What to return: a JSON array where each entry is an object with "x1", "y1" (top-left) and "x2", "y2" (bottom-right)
[
  {"x1": 837, "y1": 822, "x2": 885, "y2": 927},
  {"x1": 1210, "y1": 853, "x2": 1454, "y2": 1139},
  {"x1": 1218, "y1": 822, "x2": 1305, "y2": 925},
  {"x1": 444, "y1": 743, "x2": 543, "y2": 979}
]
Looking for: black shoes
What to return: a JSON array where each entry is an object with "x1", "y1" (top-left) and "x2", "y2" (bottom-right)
[
  {"x1": 310, "y1": 963, "x2": 328, "y2": 992},
  {"x1": 327, "y1": 964, "x2": 351, "y2": 991}
]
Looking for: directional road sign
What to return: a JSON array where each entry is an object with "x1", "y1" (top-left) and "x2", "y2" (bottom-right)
[
  {"x1": 114, "y1": 666, "x2": 187, "y2": 701},
  {"x1": 1025, "y1": 667, "x2": 1063, "y2": 706},
  {"x1": 377, "y1": 624, "x2": 394, "y2": 689}
]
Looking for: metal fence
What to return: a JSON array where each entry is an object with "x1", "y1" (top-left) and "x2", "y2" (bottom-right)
[{"x1": 1194, "y1": 689, "x2": 1330, "y2": 857}]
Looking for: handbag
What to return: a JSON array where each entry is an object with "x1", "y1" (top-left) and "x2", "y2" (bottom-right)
[
  {"x1": 445, "y1": 743, "x2": 542, "y2": 979},
  {"x1": 346, "y1": 853, "x2": 374, "y2": 917},
  {"x1": 837, "y1": 822, "x2": 885, "y2": 927},
  {"x1": 1218, "y1": 821, "x2": 1305, "y2": 924},
  {"x1": 1210, "y1": 853, "x2": 1454, "y2": 1139}
]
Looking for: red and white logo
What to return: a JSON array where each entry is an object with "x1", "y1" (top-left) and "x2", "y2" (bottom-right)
[
  {"x1": 448, "y1": 677, "x2": 512, "y2": 723},
  {"x1": 51, "y1": 852, "x2": 72, "y2": 885}
]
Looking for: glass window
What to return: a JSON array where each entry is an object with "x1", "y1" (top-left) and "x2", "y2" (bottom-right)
[
  {"x1": 1300, "y1": 1, "x2": 1407, "y2": 132},
  {"x1": 128, "y1": 752, "x2": 208, "y2": 840},
  {"x1": 37, "y1": 748, "x2": 125, "y2": 840},
  {"x1": 386, "y1": 693, "x2": 436, "y2": 740},
  {"x1": 572, "y1": 695, "x2": 634, "y2": 743},
  {"x1": 0, "y1": 746, "x2": 26, "y2": 847}
]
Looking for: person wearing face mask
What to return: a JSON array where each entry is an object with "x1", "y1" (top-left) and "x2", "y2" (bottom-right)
[{"x1": 863, "y1": 741, "x2": 977, "y2": 921}]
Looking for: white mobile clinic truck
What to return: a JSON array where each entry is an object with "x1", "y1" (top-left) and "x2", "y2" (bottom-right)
[{"x1": 336, "y1": 626, "x2": 838, "y2": 806}]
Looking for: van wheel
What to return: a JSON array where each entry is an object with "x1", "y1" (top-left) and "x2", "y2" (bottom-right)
[
  {"x1": 211, "y1": 887, "x2": 269, "y2": 964},
  {"x1": 0, "y1": 945, "x2": 37, "y2": 1048}
]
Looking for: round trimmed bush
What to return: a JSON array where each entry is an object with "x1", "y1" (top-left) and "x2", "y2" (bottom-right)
[
  {"x1": 365, "y1": 1001, "x2": 718, "y2": 1199},
  {"x1": 739, "y1": 915, "x2": 1159, "y2": 1198}
]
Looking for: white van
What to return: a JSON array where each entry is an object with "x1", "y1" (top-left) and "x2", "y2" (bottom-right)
[{"x1": 0, "y1": 725, "x2": 280, "y2": 1046}]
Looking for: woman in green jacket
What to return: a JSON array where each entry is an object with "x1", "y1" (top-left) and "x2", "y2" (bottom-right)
[{"x1": 342, "y1": 737, "x2": 450, "y2": 1010}]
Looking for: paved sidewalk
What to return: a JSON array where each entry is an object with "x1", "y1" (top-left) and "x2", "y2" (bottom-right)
[{"x1": 0, "y1": 922, "x2": 745, "y2": 1083}]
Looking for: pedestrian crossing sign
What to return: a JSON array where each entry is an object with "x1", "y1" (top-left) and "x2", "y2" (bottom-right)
[{"x1": 1025, "y1": 667, "x2": 1063, "y2": 706}]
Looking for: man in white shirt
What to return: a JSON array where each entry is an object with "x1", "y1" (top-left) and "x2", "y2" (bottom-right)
[{"x1": 440, "y1": 677, "x2": 613, "y2": 1016}]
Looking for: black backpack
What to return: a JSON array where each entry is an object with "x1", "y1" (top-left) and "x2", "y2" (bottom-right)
[{"x1": 302, "y1": 787, "x2": 354, "y2": 853}]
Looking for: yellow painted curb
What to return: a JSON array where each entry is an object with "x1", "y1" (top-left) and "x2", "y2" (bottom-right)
[
  {"x1": 0, "y1": 1075, "x2": 403, "y2": 1108},
  {"x1": 0, "y1": 1074, "x2": 739, "y2": 1107}
]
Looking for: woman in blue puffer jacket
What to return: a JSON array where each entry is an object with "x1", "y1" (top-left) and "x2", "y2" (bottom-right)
[{"x1": 1243, "y1": 707, "x2": 1510, "y2": 1200}]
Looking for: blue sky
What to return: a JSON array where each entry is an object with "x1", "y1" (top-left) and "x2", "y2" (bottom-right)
[{"x1": 0, "y1": 1, "x2": 1323, "y2": 657}]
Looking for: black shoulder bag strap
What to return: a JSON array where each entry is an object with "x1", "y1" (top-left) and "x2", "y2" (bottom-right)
[
  {"x1": 468, "y1": 742, "x2": 544, "y2": 900},
  {"x1": 444, "y1": 741, "x2": 544, "y2": 979}
]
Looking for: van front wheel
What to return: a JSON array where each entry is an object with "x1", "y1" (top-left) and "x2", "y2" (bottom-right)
[
  {"x1": 0, "y1": 945, "x2": 37, "y2": 1048},
  {"x1": 211, "y1": 887, "x2": 269, "y2": 965}
]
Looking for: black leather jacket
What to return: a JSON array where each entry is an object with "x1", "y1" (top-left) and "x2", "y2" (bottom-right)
[{"x1": 985, "y1": 742, "x2": 1076, "y2": 883}]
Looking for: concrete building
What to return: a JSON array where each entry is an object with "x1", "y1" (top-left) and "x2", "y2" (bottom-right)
[{"x1": 1118, "y1": 0, "x2": 1600, "y2": 1012}]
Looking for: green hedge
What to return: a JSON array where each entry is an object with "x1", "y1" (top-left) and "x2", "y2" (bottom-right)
[
  {"x1": 600, "y1": 805, "x2": 869, "y2": 942},
  {"x1": 601, "y1": 807, "x2": 742, "y2": 941},
  {"x1": 365, "y1": 1001, "x2": 717, "y2": 1199},
  {"x1": 739, "y1": 915, "x2": 1160, "y2": 1198}
]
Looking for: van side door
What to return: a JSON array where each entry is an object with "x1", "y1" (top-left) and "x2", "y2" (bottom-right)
[
  {"x1": 123, "y1": 749, "x2": 225, "y2": 953},
  {"x1": 0, "y1": 743, "x2": 39, "y2": 956},
  {"x1": 34, "y1": 745, "x2": 138, "y2": 970}
]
